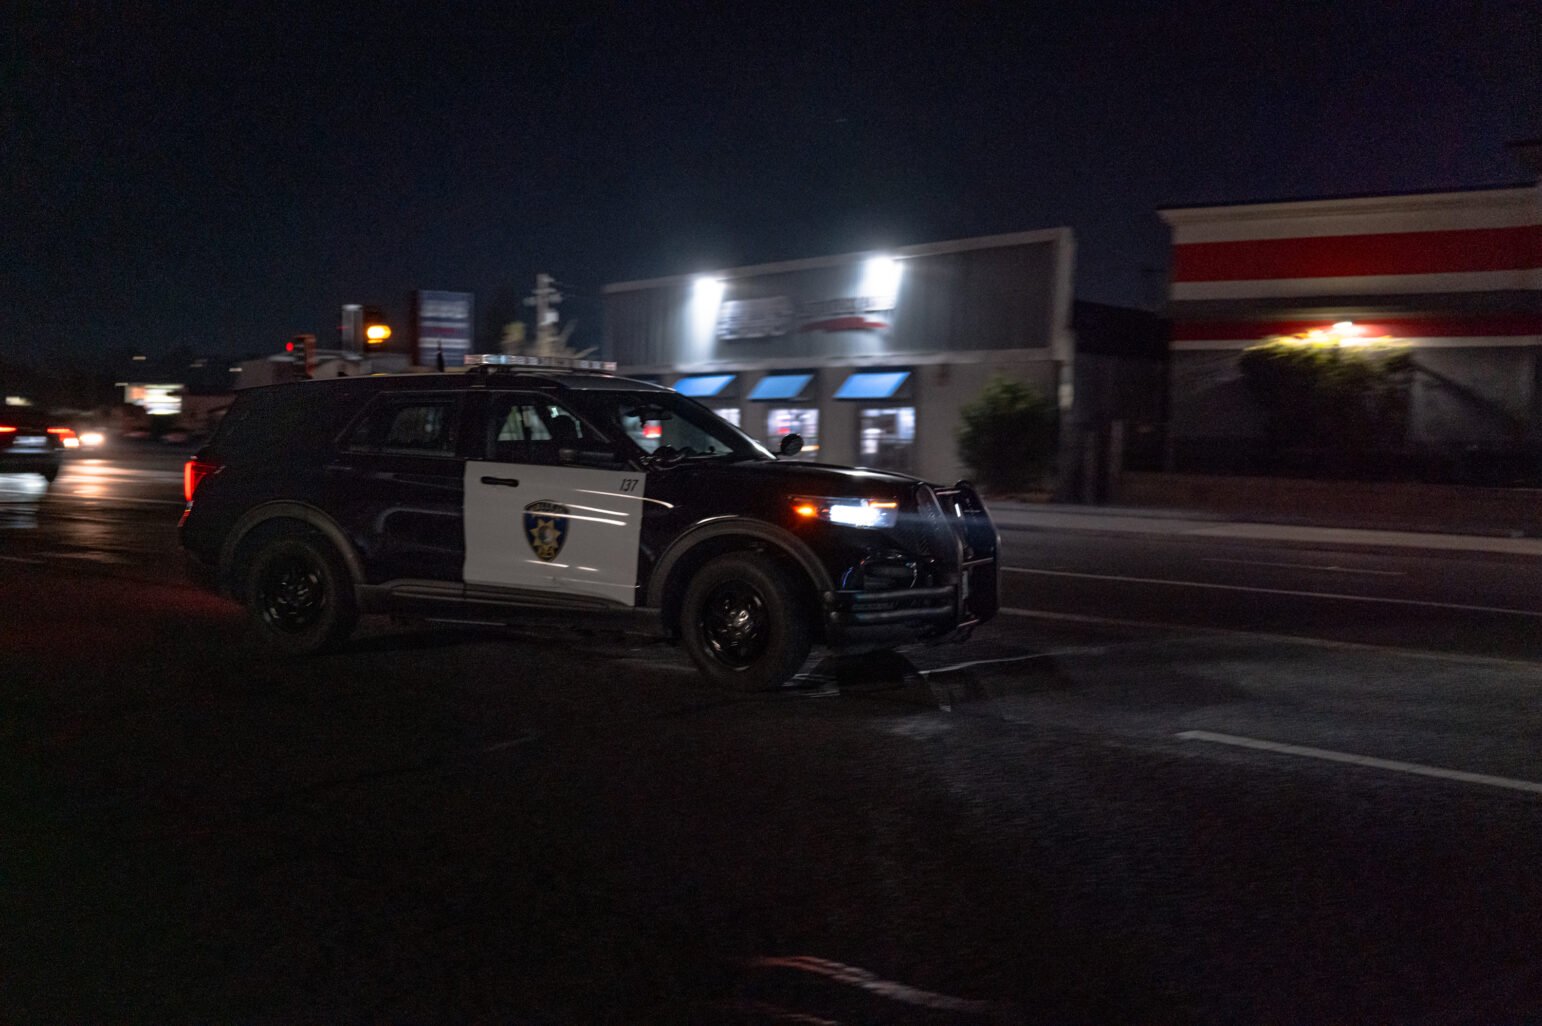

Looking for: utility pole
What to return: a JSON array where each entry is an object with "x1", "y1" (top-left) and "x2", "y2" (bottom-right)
[{"x1": 524, "y1": 273, "x2": 563, "y2": 357}]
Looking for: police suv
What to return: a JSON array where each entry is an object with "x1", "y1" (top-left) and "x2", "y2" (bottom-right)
[{"x1": 179, "y1": 356, "x2": 999, "y2": 689}]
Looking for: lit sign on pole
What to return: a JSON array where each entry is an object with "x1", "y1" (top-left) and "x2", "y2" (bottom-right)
[
  {"x1": 414, "y1": 290, "x2": 474, "y2": 367},
  {"x1": 123, "y1": 384, "x2": 183, "y2": 416}
]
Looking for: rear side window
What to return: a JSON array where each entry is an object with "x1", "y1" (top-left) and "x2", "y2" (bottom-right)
[
  {"x1": 346, "y1": 395, "x2": 461, "y2": 456},
  {"x1": 212, "y1": 381, "x2": 374, "y2": 459}
]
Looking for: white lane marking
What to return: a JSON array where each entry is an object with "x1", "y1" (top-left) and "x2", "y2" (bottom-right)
[
  {"x1": 1004, "y1": 566, "x2": 1542, "y2": 618},
  {"x1": 1190, "y1": 521, "x2": 1542, "y2": 556},
  {"x1": 919, "y1": 648, "x2": 1105, "y2": 676},
  {"x1": 745, "y1": 956, "x2": 1001, "y2": 1016},
  {"x1": 1176, "y1": 730, "x2": 1542, "y2": 796},
  {"x1": 482, "y1": 732, "x2": 539, "y2": 754},
  {"x1": 1203, "y1": 557, "x2": 1405, "y2": 576},
  {"x1": 998, "y1": 606, "x2": 1542, "y2": 671}
]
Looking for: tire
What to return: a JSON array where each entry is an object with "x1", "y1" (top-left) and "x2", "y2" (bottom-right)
[
  {"x1": 243, "y1": 533, "x2": 358, "y2": 655},
  {"x1": 680, "y1": 552, "x2": 813, "y2": 691},
  {"x1": 40, "y1": 464, "x2": 58, "y2": 483}
]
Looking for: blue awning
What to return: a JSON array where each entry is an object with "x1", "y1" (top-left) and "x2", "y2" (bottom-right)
[
  {"x1": 748, "y1": 373, "x2": 814, "y2": 401},
  {"x1": 834, "y1": 370, "x2": 911, "y2": 400},
  {"x1": 672, "y1": 373, "x2": 736, "y2": 397}
]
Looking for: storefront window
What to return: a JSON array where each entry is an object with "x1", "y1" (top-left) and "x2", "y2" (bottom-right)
[
  {"x1": 713, "y1": 407, "x2": 742, "y2": 427},
  {"x1": 859, "y1": 407, "x2": 915, "y2": 473},
  {"x1": 767, "y1": 408, "x2": 819, "y2": 460}
]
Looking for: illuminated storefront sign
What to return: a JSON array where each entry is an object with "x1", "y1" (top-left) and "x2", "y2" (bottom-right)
[
  {"x1": 122, "y1": 383, "x2": 183, "y2": 416},
  {"x1": 717, "y1": 295, "x2": 897, "y2": 340},
  {"x1": 717, "y1": 297, "x2": 794, "y2": 340},
  {"x1": 715, "y1": 257, "x2": 905, "y2": 341}
]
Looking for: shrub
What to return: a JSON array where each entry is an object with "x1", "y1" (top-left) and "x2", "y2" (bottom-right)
[
  {"x1": 1237, "y1": 340, "x2": 1413, "y2": 473},
  {"x1": 957, "y1": 375, "x2": 1057, "y2": 492}
]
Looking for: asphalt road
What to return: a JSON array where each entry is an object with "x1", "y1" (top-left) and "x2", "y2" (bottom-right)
[{"x1": 4, "y1": 447, "x2": 1542, "y2": 1024}]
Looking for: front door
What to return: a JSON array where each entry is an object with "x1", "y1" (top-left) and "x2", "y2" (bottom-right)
[{"x1": 462, "y1": 391, "x2": 646, "y2": 606}]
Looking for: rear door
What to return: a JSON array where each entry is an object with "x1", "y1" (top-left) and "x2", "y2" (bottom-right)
[
  {"x1": 329, "y1": 391, "x2": 467, "y2": 586},
  {"x1": 463, "y1": 390, "x2": 647, "y2": 606}
]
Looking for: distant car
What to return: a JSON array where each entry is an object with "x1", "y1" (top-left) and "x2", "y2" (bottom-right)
[
  {"x1": 179, "y1": 356, "x2": 999, "y2": 690},
  {"x1": 74, "y1": 426, "x2": 108, "y2": 448},
  {"x1": 0, "y1": 410, "x2": 75, "y2": 481}
]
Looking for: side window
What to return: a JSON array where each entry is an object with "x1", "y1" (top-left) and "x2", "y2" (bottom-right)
[
  {"x1": 483, "y1": 393, "x2": 599, "y2": 466},
  {"x1": 346, "y1": 396, "x2": 460, "y2": 456}
]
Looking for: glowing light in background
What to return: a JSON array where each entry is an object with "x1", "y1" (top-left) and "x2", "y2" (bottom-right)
[
  {"x1": 689, "y1": 276, "x2": 726, "y2": 354},
  {"x1": 860, "y1": 255, "x2": 904, "y2": 308},
  {"x1": 1266, "y1": 321, "x2": 1395, "y2": 349}
]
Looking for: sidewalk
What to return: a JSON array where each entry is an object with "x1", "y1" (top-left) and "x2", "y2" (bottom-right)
[{"x1": 985, "y1": 499, "x2": 1542, "y2": 557}]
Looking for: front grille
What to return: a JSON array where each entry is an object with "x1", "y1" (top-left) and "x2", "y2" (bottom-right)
[
  {"x1": 911, "y1": 484, "x2": 957, "y2": 566},
  {"x1": 931, "y1": 481, "x2": 999, "y2": 622}
]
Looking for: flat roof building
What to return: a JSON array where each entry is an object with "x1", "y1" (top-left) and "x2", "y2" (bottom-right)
[
  {"x1": 603, "y1": 228, "x2": 1076, "y2": 486},
  {"x1": 1159, "y1": 163, "x2": 1542, "y2": 480}
]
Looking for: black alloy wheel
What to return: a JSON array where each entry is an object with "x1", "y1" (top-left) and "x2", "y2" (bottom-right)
[
  {"x1": 243, "y1": 533, "x2": 358, "y2": 655},
  {"x1": 680, "y1": 552, "x2": 813, "y2": 691},
  {"x1": 699, "y1": 578, "x2": 771, "y2": 669},
  {"x1": 258, "y1": 552, "x2": 327, "y2": 632}
]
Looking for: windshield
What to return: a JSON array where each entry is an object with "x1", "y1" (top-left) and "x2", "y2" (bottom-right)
[{"x1": 568, "y1": 390, "x2": 773, "y2": 463}]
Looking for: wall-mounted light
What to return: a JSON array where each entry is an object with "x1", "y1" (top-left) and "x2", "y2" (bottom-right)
[
  {"x1": 691, "y1": 276, "x2": 726, "y2": 347},
  {"x1": 860, "y1": 255, "x2": 904, "y2": 308},
  {"x1": 1269, "y1": 321, "x2": 1394, "y2": 349}
]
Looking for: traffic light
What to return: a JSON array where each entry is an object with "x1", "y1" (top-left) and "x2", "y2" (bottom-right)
[
  {"x1": 284, "y1": 335, "x2": 317, "y2": 378},
  {"x1": 294, "y1": 334, "x2": 316, "y2": 377},
  {"x1": 363, "y1": 307, "x2": 391, "y2": 347}
]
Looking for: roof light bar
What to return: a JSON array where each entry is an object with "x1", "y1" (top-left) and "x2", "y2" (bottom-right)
[{"x1": 464, "y1": 354, "x2": 618, "y2": 372}]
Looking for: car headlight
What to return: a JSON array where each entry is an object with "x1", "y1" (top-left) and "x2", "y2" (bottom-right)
[{"x1": 792, "y1": 496, "x2": 899, "y2": 529}]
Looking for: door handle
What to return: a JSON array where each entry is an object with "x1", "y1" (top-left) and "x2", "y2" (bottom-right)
[{"x1": 480, "y1": 476, "x2": 520, "y2": 487}]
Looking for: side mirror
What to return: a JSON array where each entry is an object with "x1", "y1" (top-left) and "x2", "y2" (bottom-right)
[{"x1": 778, "y1": 433, "x2": 804, "y2": 457}]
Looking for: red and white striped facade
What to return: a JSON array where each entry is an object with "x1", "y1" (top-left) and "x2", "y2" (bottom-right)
[{"x1": 1160, "y1": 184, "x2": 1541, "y2": 350}]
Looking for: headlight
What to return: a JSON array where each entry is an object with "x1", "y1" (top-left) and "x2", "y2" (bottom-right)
[
  {"x1": 79, "y1": 431, "x2": 106, "y2": 447},
  {"x1": 792, "y1": 496, "x2": 899, "y2": 529}
]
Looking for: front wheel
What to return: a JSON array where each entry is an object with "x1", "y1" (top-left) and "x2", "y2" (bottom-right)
[
  {"x1": 243, "y1": 534, "x2": 358, "y2": 654},
  {"x1": 680, "y1": 552, "x2": 813, "y2": 691}
]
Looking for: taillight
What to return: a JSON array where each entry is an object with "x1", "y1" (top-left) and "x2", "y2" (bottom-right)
[
  {"x1": 0, "y1": 426, "x2": 14, "y2": 433},
  {"x1": 48, "y1": 427, "x2": 80, "y2": 448},
  {"x1": 184, "y1": 459, "x2": 220, "y2": 502}
]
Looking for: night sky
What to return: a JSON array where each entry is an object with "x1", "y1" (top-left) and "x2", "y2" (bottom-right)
[{"x1": 5, "y1": 1, "x2": 1539, "y2": 364}]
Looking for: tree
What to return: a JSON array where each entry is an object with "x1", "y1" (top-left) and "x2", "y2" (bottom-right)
[{"x1": 957, "y1": 375, "x2": 1057, "y2": 493}]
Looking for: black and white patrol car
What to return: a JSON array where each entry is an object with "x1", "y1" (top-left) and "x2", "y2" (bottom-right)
[{"x1": 179, "y1": 356, "x2": 999, "y2": 689}]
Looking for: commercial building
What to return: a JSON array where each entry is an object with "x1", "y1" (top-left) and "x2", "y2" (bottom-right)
[
  {"x1": 603, "y1": 229, "x2": 1076, "y2": 486},
  {"x1": 1159, "y1": 148, "x2": 1542, "y2": 478}
]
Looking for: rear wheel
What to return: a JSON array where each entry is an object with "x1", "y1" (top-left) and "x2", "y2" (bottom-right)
[
  {"x1": 243, "y1": 534, "x2": 358, "y2": 654},
  {"x1": 40, "y1": 464, "x2": 58, "y2": 483},
  {"x1": 680, "y1": 552, "x2": 813, "y2": 691}
]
